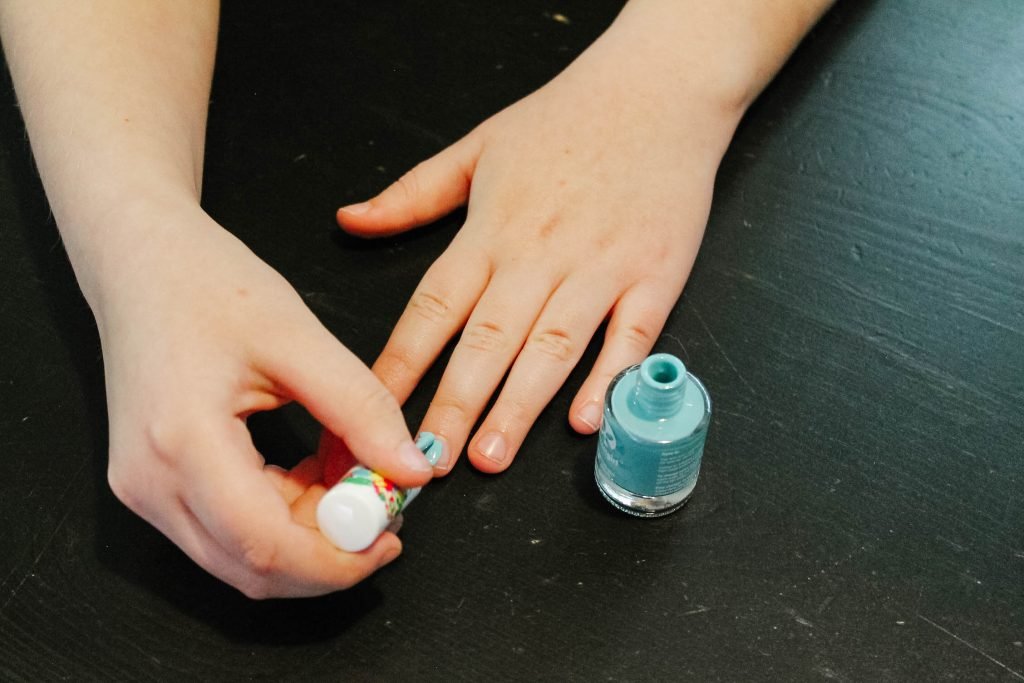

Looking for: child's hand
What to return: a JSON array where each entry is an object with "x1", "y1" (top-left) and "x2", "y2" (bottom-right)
[
  {"x1": 97, "y1": 202, "x2": 433, "y2": 598},
  {"x1": 336, "y1": 20, "x2": 744, "y2": 474}
]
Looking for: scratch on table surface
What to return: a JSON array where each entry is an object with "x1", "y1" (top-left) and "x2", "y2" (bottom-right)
[
  {"x1": 363, "y1": 103, "x2": 448, "y2": 146},
  {"x1": 0, "y1": 459, "x2": 86, "y2": 610},
  {"x1": 786, "y1": 607, "x2": 815, "y2": 628},
  {"x1": 690, "y1": 304, "x2": 756, "y2": 395},
  {"x1": 814, "y1": 664, "x2": 847, "y2": 681},
  {"x1": 662, "y1": 332, "x2": 690, "y2": 361},
  {"x1": 832, "y1": 275, "x2": 916, "y2": 321},
  {"x1": 917, "y1": 614, "x2": 1024, "y2": 681},
  {"x1": 681, "y1": 605, "x2": 711, "y2": 617},
  {"x1": 949, "y1": 301, "x2": 1024, "y2": 337},
  {"x1": 936, "y1": 535, "x2": 968, "y2": 553},
  {"x1": 718, "y1": 409, "x2": 756, "y2": 424},
  {"x1": 0, "y1": 503, "x2": 74, "y2": 612}
]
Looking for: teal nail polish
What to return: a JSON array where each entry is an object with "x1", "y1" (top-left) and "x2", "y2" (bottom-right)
[
  {"x1": 415, "y1": 431, "x2": 444, "y2": 466},
  {"x1": 594, "y1": 353, "x2": 712, "y2": 517}
]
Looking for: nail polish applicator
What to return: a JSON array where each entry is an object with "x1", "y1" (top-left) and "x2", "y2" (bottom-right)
[{"x1": 317, "y1": 432, "x2": 443, "y2": 552}]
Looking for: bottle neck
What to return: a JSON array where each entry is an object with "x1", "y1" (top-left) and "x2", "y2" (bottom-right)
[{"x1": 631, "y1": 354, "x2": 687, "y2": 419}]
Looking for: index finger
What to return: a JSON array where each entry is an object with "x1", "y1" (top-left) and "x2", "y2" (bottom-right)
[{"x1": 258, "y1": 313, "x2": 432, "y2": 489}]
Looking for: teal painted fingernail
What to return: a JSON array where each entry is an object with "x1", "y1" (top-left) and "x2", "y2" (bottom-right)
[{"x1": 415, "y1": 431, "x2": 445, "y2": 467}]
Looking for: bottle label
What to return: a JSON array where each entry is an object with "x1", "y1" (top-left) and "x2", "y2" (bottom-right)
[
  {"x1": 650, "y1": 438, "x2": 704, "y2": 496},
  {"x1": 597, "y1": 419, "x2": 705, "y2": 497},
  {"x1": 341, "y1": 466, "x2": 407, "y2": 519}
]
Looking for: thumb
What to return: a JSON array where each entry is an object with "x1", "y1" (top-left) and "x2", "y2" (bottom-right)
[
  {"x1": 337, "y1": 130, "x2": 482, "y2": 237},
  {"x1": 267, "y1": 325, "x2": 433, "y2": 489}
]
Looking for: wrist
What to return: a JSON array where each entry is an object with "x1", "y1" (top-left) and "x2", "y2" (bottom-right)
[
  {"x1": 592, "y1": 0, "x2": 830, "y2": 119},
  {"x1": 554, "y1": 25, "x2": 746, "y2": 166},
  {"x1": 60, "y1": 189, "x2": 206, "y2": 315}
]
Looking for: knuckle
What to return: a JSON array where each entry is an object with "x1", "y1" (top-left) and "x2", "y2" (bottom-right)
[
  {"x1": 106, "y1": 465, "x2": 141, "y2": 513},
  {"x1": 500, "y1": 394, "x2": 534, "y2": 424},
  {"x1": 360, "y1": 383, "x2": 402, "y2": 418},
  {"x1": 431, "y1": 394, "x2": 473, "y2": 424},
  {"x1": 239, "y1": 537, "x2": 279, "y2": 579},
  {"x1": 391, "y1": 169, "x2": 426, "y2": 224},
  {"x1": 376, "y1": 346, "x2": 416, "y2": 379},
  {"x1": 619, "y1": 322, "x2": 657, "y2": 350},
  {"x1": 238, "y1": 577, "x2": 274, "y2": 601},
  {"x1": 408, "y1": 289, "x2": 453, "y2": 323},
  {"x1": 394, "y1": 168, "x2": 421, "y2": 203},
  {"x1": 333, "y1": 568, "x2": 364, "y2": 591},
  {"x1": 142, "y1": 415, "x2": 195, "y2": 468},
  {"x1": 461, "y1": 320, "x2": 507, "y2": 353},
  {"x1": 527, "y1": 328, "x2": 576, "y2": 363}
]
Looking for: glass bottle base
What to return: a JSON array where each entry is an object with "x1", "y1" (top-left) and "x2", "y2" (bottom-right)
[{"x1": 595, "y1": 461, "x2": 695, "y2": 518}]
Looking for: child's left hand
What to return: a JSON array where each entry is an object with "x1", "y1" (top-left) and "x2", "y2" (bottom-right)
[{"x1": 335, "y1": 21, "x2": 744, "y2": 474}]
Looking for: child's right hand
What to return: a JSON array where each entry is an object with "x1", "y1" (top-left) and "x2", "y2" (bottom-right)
[{"x1": 95, "y1": 200, "x2": 433, "y2": 598}]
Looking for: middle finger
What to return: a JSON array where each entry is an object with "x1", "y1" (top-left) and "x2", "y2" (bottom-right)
[
  {"x1": 419, "y1": 267, "x2": 556, "y2": 470},
  {"x1": 466, "y1": 273, "x2": 620, "y2": 472}
]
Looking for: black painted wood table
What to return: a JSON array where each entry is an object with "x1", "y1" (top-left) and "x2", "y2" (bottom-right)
[{"x1": 1, "y1": 1, "x2": 1021, "y2": 680}]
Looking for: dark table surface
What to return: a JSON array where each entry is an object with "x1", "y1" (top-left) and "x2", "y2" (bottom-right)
[{"x1": 2, "y1": 1, "x2": 1022, "y2": 680}]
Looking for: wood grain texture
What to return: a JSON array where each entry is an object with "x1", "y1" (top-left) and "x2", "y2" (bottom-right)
[{"x1": 1, "y1": 1, "x2": 1021, "y2": 679}]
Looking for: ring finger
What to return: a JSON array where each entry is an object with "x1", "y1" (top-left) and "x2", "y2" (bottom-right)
[
  {"x1": 418, "y1": 267, "x2": 557, "y2": 471},
  {"x1": 466, "y1": 274, "x2": 621, "y2": 472}
]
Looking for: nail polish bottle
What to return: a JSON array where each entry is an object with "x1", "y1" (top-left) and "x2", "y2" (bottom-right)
[
  {"x1": 318, "y1": 432, "x2": 443, "y2": 552},
  {"x1": 594, "y1": 353, "x2": 711, "y2": 517}
]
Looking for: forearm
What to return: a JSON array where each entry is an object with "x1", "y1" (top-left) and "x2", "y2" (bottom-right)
[
  {"x1": 0, "y1": 0, "x2": 219, "y2": 305},
  {"x1": 578, "y1": 0, "x2": 833, "y2": 124}
]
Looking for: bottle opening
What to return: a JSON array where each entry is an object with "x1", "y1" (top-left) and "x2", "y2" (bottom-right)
[
  {"x1": 640, "y1": 354, "x2": 685, "y2": 391},
  {"x1": 635, "y1": 354, "x2": 687, "y2": 417},
  {"x1": 647, "y1": 359, "x2": 680, "y2": 385}
]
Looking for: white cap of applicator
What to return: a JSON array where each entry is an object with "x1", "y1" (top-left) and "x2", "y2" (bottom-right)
[{"x1": 317, "y1": 432, "x2": 443, "y2": 552}]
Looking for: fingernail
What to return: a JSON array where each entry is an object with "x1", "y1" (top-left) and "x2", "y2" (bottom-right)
[
  {"x1": 414, "y1": 431, "x2": 452, "y2": 472},
  {"x1": 429, "y1": 435, "x2": 453, "y2": 473},
  {"x1": 577, "y1": 402, "x2": 602, "y2": 432},
  {"x1": 476, "y1": 431, "x2": 507, "y2": 465},
  {"x1": 339, "y1": 201, "x2": 371, "y2": 216},
  {"x1": 398, "y1": 440, "x2": 433, "y2": 473}
]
